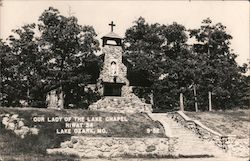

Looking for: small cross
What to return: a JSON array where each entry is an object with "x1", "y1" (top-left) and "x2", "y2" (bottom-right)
[{"x1": 109, "y1": 21, "x2": 116, "y2": 32}]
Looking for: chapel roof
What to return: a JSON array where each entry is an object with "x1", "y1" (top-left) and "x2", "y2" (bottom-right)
[{"x1": 101, "y1": 32, "x2": 123, "y2": 39}]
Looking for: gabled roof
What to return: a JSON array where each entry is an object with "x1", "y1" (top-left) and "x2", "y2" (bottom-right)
[{"x1": 101, "y1": 32, "x2": 123, "y2": 39}]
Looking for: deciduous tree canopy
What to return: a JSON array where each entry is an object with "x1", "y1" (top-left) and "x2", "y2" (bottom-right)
[
  {"x1": 0, "y1": 11, "x2": 248, "y2": 110},
  {"x1": 0, "y1": 7, "x2": 101, "y2": 108},
  {"x1": 124, "y1": 17, "x2": 249, "y2": 110}
]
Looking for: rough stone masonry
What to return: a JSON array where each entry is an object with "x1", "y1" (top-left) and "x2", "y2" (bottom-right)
[{"x1": 89, "y1": 24, "x2": 152, "y2": 113}]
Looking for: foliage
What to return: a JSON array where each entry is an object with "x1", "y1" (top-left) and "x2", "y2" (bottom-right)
[
  {"x1": 189, "y1": 18, "x2": 248, "y2": 110},
  {"x1": 37, "y1": 7, "x2": 101, "y2": 108},
  {"x1": 132, "y1": 86, "x2": 152, "y2": 104},
  {"x1": 125, "y1": 17, "x2": 193, "y2": 110},
  {"x1": 0, "y1": 12, "x2": 248, "y2": 110},
  {"x1": 0, "y1": 39, "x2": 23, "y2": 106},
  {"x1": 0, "y1": 7, "x2": 101, "y2": 107},
  {"x1": 124, "y1": 17, "x2": 248, "y2": 110}
]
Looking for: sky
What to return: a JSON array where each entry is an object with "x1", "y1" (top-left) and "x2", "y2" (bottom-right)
[{"x1": 0, "y1": 0, "x2": 249, "y2": 67}]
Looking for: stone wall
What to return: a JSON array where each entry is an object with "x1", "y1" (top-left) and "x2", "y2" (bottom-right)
[
  {"x1": 89, "y1": 96, "x2": 152, "y2": 113},
  {"x1": 47, "y1": 136, "x2": 178, "y2": 158},
  {"x1": 97, "y1": 45, "x2": 139, "y2": 98},
  {"x1": 1, "y1": 113, "x2": 39, "y2": 138},
  {"x1": 169, "y1": 111, "x2": 249, "y2": 157},
  {"x1": 90, "y1": 43, "x2": 153, "y2": 114},
  {"x1": 228, "y1": 138, "x2": 249, "y2": 157}
]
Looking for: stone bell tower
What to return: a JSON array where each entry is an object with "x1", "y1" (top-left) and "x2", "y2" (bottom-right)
[
  {"x1": 89, "y1": 21, "x2": 152, "y2": 113},
  {"x1": 98, "y1": 21, "x2": 129, "y2": 97}
]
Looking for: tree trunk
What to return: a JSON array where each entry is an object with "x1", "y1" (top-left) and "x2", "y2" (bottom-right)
[
  {"x1": 26, "y1": 79, "x2": 30, "y2": 107},
  {"x1": 208, "y1": 91, "x2": 212, "y2": 111},
  {"x1": 58, "y1": 85, "x2": 64, "y2": 109},
  {"x1": 194, "y1": 84, "x2": 198, "y2": 112},
  {"x1": 180, "y1": 92, "x2": 184, "y2": 111}
]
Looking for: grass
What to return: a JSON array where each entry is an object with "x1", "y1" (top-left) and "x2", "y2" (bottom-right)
[
  {"x1": 0, "y1": 154, "x2": 80, "y2": 161},
  {"x1": 185, "y1": 109, "x2": 250, "y2": 139},
  {"x1": 0, "y1": 107, "x2": 166, "y2": 138},
  {"x1": 0, "y1": 107, "x2": 166, "y2": 160}
]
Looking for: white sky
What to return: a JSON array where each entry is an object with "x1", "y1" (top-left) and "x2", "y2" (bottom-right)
[{"x1": 0, "y1": 0, "x2": 249, "y2": 66}]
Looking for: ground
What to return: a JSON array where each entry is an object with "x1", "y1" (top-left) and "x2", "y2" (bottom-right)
[
  {"x1": 185, "y1": 109, "x2": 250, "y2": 139},
  {"x1": 0, "y1": 107, "x2": 165, "y2": 161},
  {"x1": 84, "y1": 158, "x2": 248, "y2": 161},
  {"x1": 0, "y1": 156, "x2": 247, "y2": 161},
  {"x1": 0, "y1": 107, "x2": 249, "y2": 161}
]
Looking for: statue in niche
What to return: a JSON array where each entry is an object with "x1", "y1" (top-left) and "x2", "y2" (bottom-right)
[
  {"x1": 46, "y1": 90, "x2": 58, "y2": 109},
  {"x1": 110, "y1": 61, "x2": 118, "y2": 76},
  {"x1": 46, "y1": 87, "x2": 64, "y2": 109}
]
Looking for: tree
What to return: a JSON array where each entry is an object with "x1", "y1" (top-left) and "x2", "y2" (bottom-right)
[
  {"x1": 189, "y1": 18, "x2": 248, "y2": 109},
  {"x1": 124, "y1": 17, "x2": 194, "y2": 110},
  {"x1": 124, "y1": 17, "x2": 164, "y2": 81},
  {"x1": 0, "y1": 7, "x2": 101, "y2": 108},
  {"x1": 6, "y1": 23, "x2": 46, "y2": 107},
  {"x1": 37, "y1": 7, "x2": 101, "y2": 107},
  {"x1": 125, "y1": 17, "x2": 248, "y2": 111},
  {"x1": 0, "y1": 39, "x2": 22, "y2": 106}
]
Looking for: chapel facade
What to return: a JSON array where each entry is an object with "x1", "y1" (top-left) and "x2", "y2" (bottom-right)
[{"x1": 89, "y1": 22, "x2": 152, "y2": 113}]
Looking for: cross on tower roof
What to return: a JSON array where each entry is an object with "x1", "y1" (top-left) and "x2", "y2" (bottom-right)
[{"x1": 109, "y1": 21, "x2": 116, "y2": 32}]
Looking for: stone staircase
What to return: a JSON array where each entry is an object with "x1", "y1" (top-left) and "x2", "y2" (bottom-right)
[
  {"x1": 149, "y1": 113, "x2": 227, "y2": 157},
  {"x1": 89, "y1": 96, "x2": 152, "y2": 113}
]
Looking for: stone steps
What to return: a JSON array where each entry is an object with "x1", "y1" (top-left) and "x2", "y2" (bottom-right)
[{"x1": 149, "y1": 113, "x2": 226, "y2": 157}]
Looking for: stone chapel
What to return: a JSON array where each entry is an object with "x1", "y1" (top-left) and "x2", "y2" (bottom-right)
[{"x1": 89, "y1": 22, "x2": 152, "y2": 113}]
